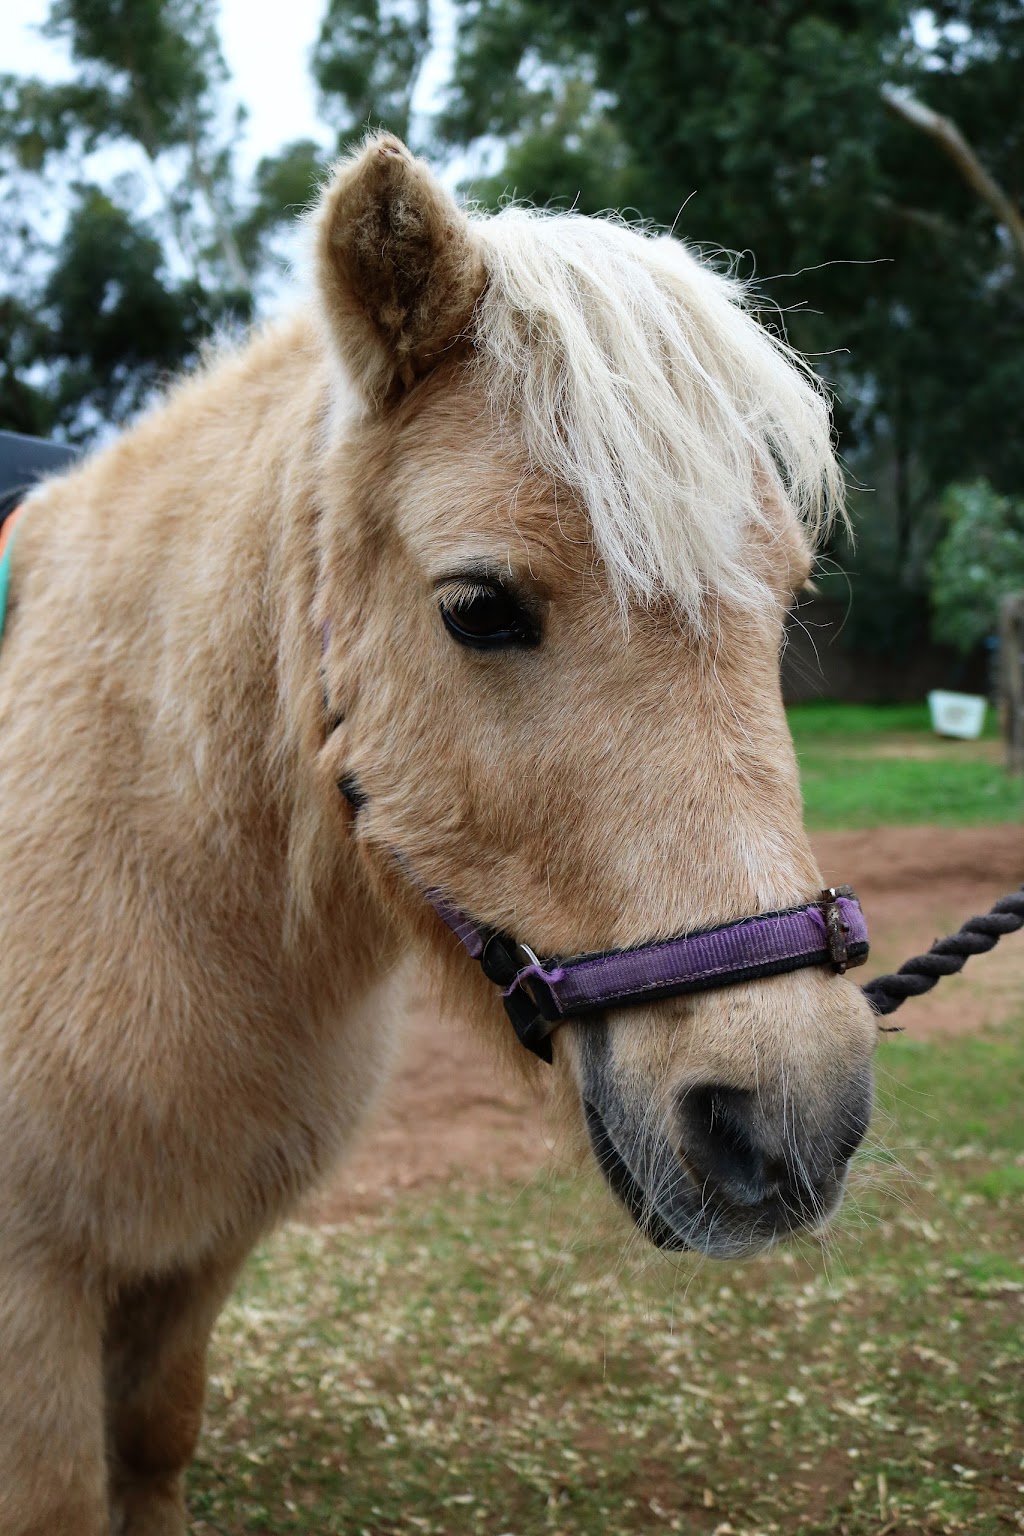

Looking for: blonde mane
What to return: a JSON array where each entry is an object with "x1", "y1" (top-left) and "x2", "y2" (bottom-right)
[{"x1": 471, "y1": 208, "x2": 843, "y2": 620}]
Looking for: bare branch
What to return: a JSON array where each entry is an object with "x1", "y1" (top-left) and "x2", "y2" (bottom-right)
[
  {"x1": 871, "y1": 194, "x2": 955, "y2": 240},
  {"x1": 881, "y1": 83, "x2": 1024, "y2": 263}
]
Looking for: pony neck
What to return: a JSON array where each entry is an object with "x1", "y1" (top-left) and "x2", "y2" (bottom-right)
[{"x1": 51, "y1": 313, "x2": 383, "y2": 959}]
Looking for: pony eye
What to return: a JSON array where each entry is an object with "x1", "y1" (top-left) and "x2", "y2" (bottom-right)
[{"x1": 439, "y1": 582, "x2": 540, "y2": 651}]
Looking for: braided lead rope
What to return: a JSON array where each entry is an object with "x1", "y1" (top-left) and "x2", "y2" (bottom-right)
[{"x1": 862, "y1": 885, "x2": 1024, "y2": 1031}]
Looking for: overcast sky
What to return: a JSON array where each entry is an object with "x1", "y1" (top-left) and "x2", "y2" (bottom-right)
[{"x1": 0, "y1": 0, "x2": 457, "y2": 176}]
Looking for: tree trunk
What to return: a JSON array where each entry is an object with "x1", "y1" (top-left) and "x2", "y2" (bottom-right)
[
  {"x1": 999, "y1": 593, "x2": 1024, "y2": 775},
  {"x1": 187, "y1": 134, "x2": 250, "y2": 293}
]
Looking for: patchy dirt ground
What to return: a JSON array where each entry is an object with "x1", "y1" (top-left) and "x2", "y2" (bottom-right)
[
  {"x1": 854, "y1": 731, "x2": 1005, "y2": 763},
  {"x1": 311, "y1": 824, "x2": 1023, "y2": 1221}
]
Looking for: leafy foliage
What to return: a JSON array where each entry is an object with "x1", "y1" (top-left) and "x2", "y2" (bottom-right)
[
  {"x1": 41, "y1": 0, "x2": 228, "y2": 155},
  {"x1": 234, "y1": 139, "x2": 324, "y2": 272},
  {"x1": 930, "y1": 481, "x2": 1024, "y2": 652},
  {"x1": 5, "y1": 0, "x2": 1024, "y2": 697},
  {"x1": 42, "y1": 186, "x2": 248, "y2": 429},
  {"x1": 312, "y1": 0, "x2": 430, "y2": 146},
  {"x1": 0, "y1": 0, "x2": 325, "y2": 438}
]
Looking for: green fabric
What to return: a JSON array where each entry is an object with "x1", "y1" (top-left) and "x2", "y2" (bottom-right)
[{"x1": 0, "y1": 513, "x2": 22, "y2": 642}]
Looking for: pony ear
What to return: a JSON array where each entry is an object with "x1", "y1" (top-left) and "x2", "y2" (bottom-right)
[{"x1": 314, "y1": 133, "x2": 487, "y2": 406}]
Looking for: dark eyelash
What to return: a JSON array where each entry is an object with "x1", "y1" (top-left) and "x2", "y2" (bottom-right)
[{"x1": 437, "y1": 577, "x2": 541, "y2": 651}]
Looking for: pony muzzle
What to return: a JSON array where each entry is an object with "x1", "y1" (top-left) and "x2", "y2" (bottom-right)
[{"x1": 580, "y1": 1030, "x2": 874, "y2": 1257}]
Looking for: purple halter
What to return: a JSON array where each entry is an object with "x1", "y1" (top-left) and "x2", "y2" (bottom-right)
[
  {"x1": 427, "y1": 885, "x2": 869, "y2": 1062},
  {"x1": 322, "y1": 623, "x2": 868, "y2": 1062}
]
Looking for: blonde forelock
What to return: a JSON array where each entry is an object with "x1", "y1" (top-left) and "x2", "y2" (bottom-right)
[{"x1": 469, "y1": 208, "x2": 843, "y2": 622}]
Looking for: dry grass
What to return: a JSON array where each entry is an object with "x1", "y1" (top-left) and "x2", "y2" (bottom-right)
[{"x1": 190, "y1": 1028, "x2": 1024, "y2": 1536}]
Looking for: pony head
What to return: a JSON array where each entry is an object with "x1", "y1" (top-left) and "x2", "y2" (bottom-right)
[{"x1": 313, "y1": 136, "x2": 875, "y2": 1258}]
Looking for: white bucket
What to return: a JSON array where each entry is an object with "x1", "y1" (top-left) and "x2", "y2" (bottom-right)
[{"x1": 927, "y1": 690, "x2": 987, "y2": 740}]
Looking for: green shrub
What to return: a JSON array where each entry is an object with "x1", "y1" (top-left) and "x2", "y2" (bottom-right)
[{"x1": 930, "y1": 480, "x2": 1024, "y2": 653}]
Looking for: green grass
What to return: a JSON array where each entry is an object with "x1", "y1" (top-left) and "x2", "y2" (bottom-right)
[
  {"x1": 191, "y1": 1026, "x2": 1024, "y2": 1536},
  {"x1": 788, "y1": 701, "x2": 1024, "y2": 829},
  {"x1": 791, "y1": 702, "x2": 956, "y2": 739}
]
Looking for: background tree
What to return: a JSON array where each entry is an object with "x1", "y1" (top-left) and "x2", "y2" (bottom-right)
[
  {"x1": 0, "y1": 0, "x2": 322, "y2": 437},
  {"x1": 930, "y1": 483, "x2": 1024, "y2": 653},
  {"x1": 310, "y1": 0, "x2": 1024, "y2": 623},
  {"x1": 442, "y1": 3, "x2": 1022, "y2": 547},
  {"x1": 6, "y1": 0, "x2": 1023, "y2": 669},
  {"x1": 312, "y1": 0, "x2": 431, "y2": 147}
]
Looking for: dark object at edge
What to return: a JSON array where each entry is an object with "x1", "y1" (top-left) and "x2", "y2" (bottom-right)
[{"x1": 0, "y1": 429, "x2": 81, "y2": 522}]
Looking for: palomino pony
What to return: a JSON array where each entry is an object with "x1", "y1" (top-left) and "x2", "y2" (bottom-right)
[{"x1": 0, "y1": 135, "x2": 876, "y2": 1535}]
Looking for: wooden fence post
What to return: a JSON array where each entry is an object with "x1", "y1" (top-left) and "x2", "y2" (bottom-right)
[{"x1": 1000, "y1": 593, "x2": 1024, "y2": 775}]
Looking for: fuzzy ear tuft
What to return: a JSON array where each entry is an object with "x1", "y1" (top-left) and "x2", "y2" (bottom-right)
[{"x1": 314, "y1": 133, "x2": 487, "y2": 405}]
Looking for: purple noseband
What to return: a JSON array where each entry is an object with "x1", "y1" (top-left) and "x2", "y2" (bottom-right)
[
  {"x1": 322, "y1": 627, "x2": 868, "y2": 1062},
  {"x1": 427, "y1": 886, "x2": 869, "y2": 1062}
]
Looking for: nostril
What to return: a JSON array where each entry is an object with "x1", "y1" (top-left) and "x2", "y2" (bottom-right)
[
  {"x1": 676, "y1": 1070, "x2": 874, "y2": 1218},
  {"x1": 676, "y1": 1085, "x2": 773, "y2": 1207}
]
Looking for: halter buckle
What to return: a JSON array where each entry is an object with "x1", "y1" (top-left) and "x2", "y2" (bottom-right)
[
  {"x1": 820, "y1": 885, "x2": 866, "y2": 973},
  {"x1": 479, "y1": 932, "x2": 558, "y2": 1062}
]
